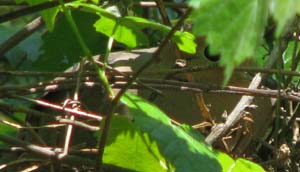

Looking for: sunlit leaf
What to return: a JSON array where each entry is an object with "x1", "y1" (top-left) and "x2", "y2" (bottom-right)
[
  {"x1": 190, "y1": 0, "x2": 269, "y2": 84},
  {"x1": 216, "y1": 151, "x2": 235, "y2": 172},
  {"x1": 233, "y1": 158, "x2": 265, "y2": 172},
  {"x1": 68, "y1": 2, "x2": 196, "y2": 54},
  {"x1": 216, "y1": 151, "x2": 265, "y2": 172},
  {"x1": 121, "y1": 93, "x2": 221, "y2": 172},
  {"x1": 271, "y1": 0, "x2": 300, "y2": 36},
  {"x1": 103, "y1": 116, "x2": 168, "y2": 172}
]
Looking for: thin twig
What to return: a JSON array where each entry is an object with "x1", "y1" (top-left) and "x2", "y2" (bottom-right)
[
  {"x1": 112, "y1": 80, "x2": 300, "y2": 102},
  {"x1": 0, "y1": 134, "x2": 57, "y2": 157},
  {"x1": 155, "y1": 0, "x2": 171, "y2": 25},
  {"x1": 0, "y1": 0, "x2": 26, "y2": 6},
  {"x1": 134, "y1": 1, "x2": 188, "y2": 9},
  {"x1": 96, "y1": 8, "x2": 192, "y2": 171},
  {"x1": 13, "y1": 95, "x2": 103, "y2": 121},
  {"x1": 0, "y1": 16, "x2": 44, "y2": 58},
  {"x1": 0, "y1": 101, "x2": 52, "y2": 118},
  {"x1": 57, "y1": 117, "x2": 99, "y2": 131},
  {"x1": 205, "y1": 19, "x2": 294, "y2": 145},
  {"x1": 0, "y1": 0, "x2": 74, "y2": 23}
]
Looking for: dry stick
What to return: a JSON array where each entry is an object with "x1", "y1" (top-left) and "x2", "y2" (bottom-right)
[
  {"x1": 3, "y1": 76, "x2": 300, "y2": 103},
  {"x1": 2, "y1": 67, "x2": 300, "y2": 102},
  {"x1": 0, "y1": 70, "x2": 92, "y2": 77},
  {"x1": 205, "y1": 25, "x2": 292, "y2": 145},
  {"x1": 113, "y1": 83, "x2": 300, "y2": 102},
  {"x1": 155, "y1": 0, "x2": 172, "y2": 26},
  {"x1": 96, "y1": 8, "x2": 192, "y2": 171},
  {"x1": 94, "y1": 56, "x2": 162, "y2": 94},
  {"x1": 5, "y1": 64, "x2": 300, "y2": 78},
  {"x1": 135, "y1": 1, "x2": 188, "y2": 8},
  {"x1": 2, "y1": 70, "x2": 300, "y2": 102},
  {"x1": 129, "y1": 79, "x2": 300, "y2": 101},
  {"x1": 59, "y1": 58, "x2": 86, "y2": 159},
  {"x1": 0, "y1": 134, "x2": 99, "y2": 167},
  {"x1": 0, "y1": 0, "x2": 74, "y2": 23},
  {"x1": 13, "y1": 95, "x2": 103, "y2": 121},
  {"x1": 0, "y1": 82, "x2": 72, "y2": 98},
  {"x1": 0, "y1": 17, "x2": 44, "y2": 58},
  {"x1": 57, "y1": 117, "x2": 100, "y2": 132},
  {"x1": 286, "y1": 31, "x2": 300, "y2": 85},
  {"x1": 0, "y1": 107, "x2": 47, "y2": 146},
  {"x1": 122, "y1": 64, "x2": 300, "y2": 78},
  {"x1": 0, "y1": 100, "x2": 52, "y2": 119},
  {"x1": 0, "y1": 77, "x2": 92, "y2": 96},
  {"x1": 0, "y1": 0, "x2": 26, "y2": 6},
  {"x1": 0, "y1": 134, "x2": 57, "y2": 157}
]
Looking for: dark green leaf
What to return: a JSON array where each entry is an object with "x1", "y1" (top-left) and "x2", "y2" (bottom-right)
[
  {"x1": 33, "y1": 11, "x2": 107, "y2": 72},
  {"x1": 121, "y1": 93, "x2": 221, "y2": 172}
]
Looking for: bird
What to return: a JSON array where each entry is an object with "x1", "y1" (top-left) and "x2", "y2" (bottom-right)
[{"x1": 36, "y1": 41, "x2": 274, "y2": 156}]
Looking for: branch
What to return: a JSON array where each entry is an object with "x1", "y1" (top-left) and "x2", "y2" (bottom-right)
[
  {"x1": 13, "y1": 96, "x2": 103, "y2": 121},
  {"x1": 96, "y1": 8, "x2": 192, "y2": 170},
  {"x1": 0, "y1": 0, "x2": 74, "y2": 23},
  {"x1": 205, "y1": 20, "x2": 294, "y2": 145},
  {"x1": 0, "y1": 17, "x2": 44, "y2": 58},
  {"x1": 134, "y1": 1, "x2": 188, "y2": 9}
]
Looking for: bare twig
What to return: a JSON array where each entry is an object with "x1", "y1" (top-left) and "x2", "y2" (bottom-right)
[
  {"x1": 0, "y1": 134, "x2": 57, "y2": 157},
  {"x1": 0, "y1": 0, "x2": 26, "y2": 6},
  {"x1": 0, "y1": 17, "x2": 44, "y2": 58},
  {"x1": 205, "y1": 20, "x2": 293, "y2": 145},
  {"x1": 134, "y1": 1, "x2": 188, "y2": 9},
  {"x1": 57, "y1": 117, "x2": 100, "y2": 131},
  {"x1": 0, "y1": 100, "x2": 52, "y2": 118},
  {"x1": 0, "y1": 0, "x2": 74, "y2": 23},
  {"x1": 13, "y1": 95, "x2": 103, "y2": 121},
  {"x1": 96, "y1": 8, "x2": 192, "y2": 170},
  {"x1": 155, "y1": 0, "x2": 171, "y2": 25}
]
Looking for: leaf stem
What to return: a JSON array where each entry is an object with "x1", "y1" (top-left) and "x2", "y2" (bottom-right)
[
  {"x1": 58, "y1": 0, "x2": 113, "y2": 96},
  {"x1": 96, "y1": 8, "x2": 192, "y2": 171}
]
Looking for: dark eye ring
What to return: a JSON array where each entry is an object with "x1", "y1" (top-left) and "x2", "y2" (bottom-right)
[{"x1": 204, "y1": 46, "x2": 220, "y2": 62}]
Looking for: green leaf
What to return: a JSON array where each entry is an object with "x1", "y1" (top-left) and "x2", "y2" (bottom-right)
[
  {"x1": 233, "y1": 159, "x2": 265, "y2": 172},
  {"x1": 69, "y1": 2, "x2": 196, "y2": 54},
  {"x1": 33, "y1": 10, "x2": 107, "y2": 72},
  {"x1": 216, "y1": 151, "x2": 235, "y2": 171},
  {"x1": 121, "y1": 93, "x2": 221, "y2": 172},
  {"x1": 94, "y1": 14, "x2": 196, "y2": 53},
  {"x1": 271, "y1": 0, "x2": 300, "y2": 36},
  {"x1": 190, "y1": 0, "x2": 269, "y2": 84},
  {"x1": 103, "y1": 116, "x2": 168, "y2": 172},
  {"x1": 94, "y1": 16, "x2": 150, "y2": 48},
  {"x1": 216, "y1": 151, "x2": 265, "y2": 172}
]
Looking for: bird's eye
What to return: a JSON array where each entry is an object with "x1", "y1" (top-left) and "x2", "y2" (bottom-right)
[{"x1": 204, "y1": 46, "x2": 220, "y2": 62}]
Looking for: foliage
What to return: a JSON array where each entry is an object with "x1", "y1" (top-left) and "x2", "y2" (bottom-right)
[
  {"x1": 1, "y1": 0, "x2": 300, "y2": 171},
  {"x1": 189, "y1": 0, "x2": 269, "y2": 84},
  {"x1": 103, "y1": 116, "x2": 168, "y2": 172},
  {"x1": 121, "y1": 93, "x2": 264, "y2": 172},
  {"x1": 189, "y1": 0, "x2": 300, "y2": 84}
]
